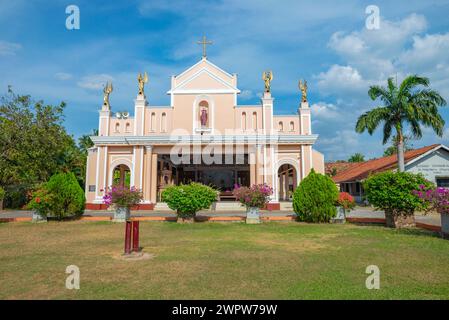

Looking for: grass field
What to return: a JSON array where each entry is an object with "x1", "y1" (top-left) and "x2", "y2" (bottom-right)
[{"x1": 0, "y1": 221, "x2": 448, "y2": 299}]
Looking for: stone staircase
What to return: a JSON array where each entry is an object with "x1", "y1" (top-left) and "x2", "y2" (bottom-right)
[
  {"x1": 153, "y1": 202, "x2": 174, "y2": 212},
  {"x1": 280, "y1": 201, "x2": 293, "y2": 211},
  {"x1": 213, "y1": 201, "x2": 246, "y2": 212}
]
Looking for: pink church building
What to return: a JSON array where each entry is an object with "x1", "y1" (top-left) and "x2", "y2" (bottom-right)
[{"x1": 85, "y1": 56, "x2": 324, "y2": 210}]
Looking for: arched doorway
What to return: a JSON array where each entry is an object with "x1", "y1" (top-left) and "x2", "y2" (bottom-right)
[
  {"x1": 112, "y1": 164, "x2": 131, "y2": 188},
  {"x1": 277, "y1": 164, "x2": 297, "y2": 201}
]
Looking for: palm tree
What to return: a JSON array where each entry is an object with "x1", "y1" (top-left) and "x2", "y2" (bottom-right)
[
  {"x1": 356, "y1": 75, "x2": 446, "y2": 172},
  {"x1": 78, "y1": 129, "x2": 98, "y2": 154},
  {"x1": 348, "y1": 153, "x2": 365, "y2": 163}
]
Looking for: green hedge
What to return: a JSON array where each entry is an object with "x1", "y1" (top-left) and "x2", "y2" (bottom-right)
[
  {"x1": 162, "y1": 183, "x2": 218, "y2": 218},
  {"x1": 293, "y1": 169, "x2": 339, "y2": 223}
]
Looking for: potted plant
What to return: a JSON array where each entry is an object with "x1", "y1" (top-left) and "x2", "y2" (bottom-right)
[
  {"x1": 233, "y1": 183, "x2": 273, "y2": 224},
  {"x1": 333, "y1": 192, "x2": 356, "y2": 223},
  {"x1": 414, "y1": 185, "x2": 449, "y2": 239},
  {"x1": 0, "y1": 186, "x2": 4, "y2": 211},
  {"x1": 162, "y1": 183, "x2": 218, "y2": 223},
  {"x1": 103, "y1": 186, "x2": 143, "y2": 222}
]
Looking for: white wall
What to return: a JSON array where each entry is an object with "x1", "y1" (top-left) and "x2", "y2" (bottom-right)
[{"x1": 406, "y1": 148, "x2": 449, "y2": 185}]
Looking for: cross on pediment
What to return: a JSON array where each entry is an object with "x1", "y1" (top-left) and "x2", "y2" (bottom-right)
[{"x1": 197, "y1": 35, "x2": 213, "y2": 58}]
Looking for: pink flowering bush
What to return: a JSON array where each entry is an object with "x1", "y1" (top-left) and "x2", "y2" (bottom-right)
[
  {"x1": 102, "y1": 186, "x2": 143, "y2": 207},
  {"x1": 413, "y1": 185, "x2": 449, "y2": 215},
  {"x1": 233, "y1": 183, "x2": 273, "y2": 209}
]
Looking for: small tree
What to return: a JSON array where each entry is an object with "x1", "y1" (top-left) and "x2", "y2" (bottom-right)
[
  {"x1": 293, "y1": 169, "x2": 339, "y2": 223},
  {"x1": 28, "y1": 172, "x2": 85, "y2": 220},
  {"x1": 363, "y1": 171, "x2": 433, "y2": 228},
  {"x1": 162, "y1": 183, "x2": 218, "y2": 221}
]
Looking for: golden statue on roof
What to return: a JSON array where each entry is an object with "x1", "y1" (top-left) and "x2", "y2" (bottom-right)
[
  {"x1": 103, "y1": 81, "x2": 113, "y2": 107},
  {"x1": 299, "y1": 79, "x2": 307, "y2": 103},
  {"x1": 262, "y1": 71, "x2": 273, "y2": 93},
  {"x1": 137, "y1": 71, "x2": 148, "y2": 95}
]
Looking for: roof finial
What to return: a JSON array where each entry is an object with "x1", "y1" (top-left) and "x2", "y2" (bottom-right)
[{"x1": 197, "y1": 35, "x2": 213, "y2": 59}]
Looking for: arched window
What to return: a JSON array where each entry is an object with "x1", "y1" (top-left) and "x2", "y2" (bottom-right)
[
  {"x1": 115, "y1": 122, "x2": 120, "y2": 133},
  {"x1": 125, "y1": 122, "x2": 130, "y2": 132},
  {"x1": 242, "y1": 112, "x2": 247, "y2": 131},
  {"x1": 252, "y1": 112, "x2": 258, "y2": 130},
  {"x1": 278, "y1": 121, "x2": 283, "y2": 132},
  {"x1": 161, "y1": 112, "x2": 166, "y2": 132},
  {"x1": 150, "y1": 112, "x2": 156, "y2": 132},
  {"x1": 290, "y1": 121, "x2": 294, "y2": 131}
]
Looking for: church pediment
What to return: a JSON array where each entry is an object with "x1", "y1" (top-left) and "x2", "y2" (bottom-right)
[{"x1": 168, "y1": 58, "x2": 240, "y2": 94}]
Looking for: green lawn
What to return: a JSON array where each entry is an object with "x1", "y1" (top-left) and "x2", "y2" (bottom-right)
[{"x1": 1, "y1": 221, "x2": 448, "y2": 299}]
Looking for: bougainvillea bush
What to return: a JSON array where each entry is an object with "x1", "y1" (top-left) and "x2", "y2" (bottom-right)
[
  {"x1": 293, "y1": 169, "x2": 339, "y2": 223},
  {"x1": 336, "y1": 192, "x2": 356, "y2": 211},
  {"x1": 162, "y1": 183, "x2": 218, "y2": 218},
  {"x1": 233, "y1": 183, "x2": 273, "y2": 209},
  {"x1": 364, "y1": 171, "x2": 433, "y2": 228},
  {"x1": 102, "y1": 186, "x2": 143, "y2": 207},
  {"x1": 413, "y1": 185, "x2": 449, "y2": 215}
]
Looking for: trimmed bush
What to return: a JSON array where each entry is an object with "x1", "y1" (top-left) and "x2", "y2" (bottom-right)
[
  {"x1": 28, "y1": 172, "x2": 85, "y2": 219},
  {"x1": 363, "y1": 171, "x2": 433, "y2": 228},
  {"x1": 293, "y1": 169, "x2": 339, "y2": 223},
  {"x1": 162, "y1": 183, "x2": 218, "y2": 219}
]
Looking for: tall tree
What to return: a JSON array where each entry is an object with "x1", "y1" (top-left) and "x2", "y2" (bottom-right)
[
  {"x1": 355, "y1": 75, "x2": 446, "y2": 171},
  {"x1": 0, "y1": 89, "x2": 81, "y2": 207},
  {"x1": 348, "y1": 153, "x2": 365, "y2": 163}
]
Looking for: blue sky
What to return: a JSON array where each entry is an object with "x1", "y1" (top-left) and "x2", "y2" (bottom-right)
[{"x1": 1, "y1": 0, "x2": 449, "y2": 160}]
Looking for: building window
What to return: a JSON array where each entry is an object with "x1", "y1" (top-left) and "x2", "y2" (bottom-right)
[
  {"x1": 125, "y1": 122, "x2": 130, "y2": 132},
  {"x1": 290, "y1": 121, "x2": 294, "y2": 131},
  {"x1": 252, "y1": 112, "x2": 257, "y2": 130},
  {"x1": 150, "y1": 112, "x2": 156, "y2": 132},
  {"x1": 242, "y1": 112, "x2": 247, "y2": 130},
  {"x1": 278, "y1": 121, "x2": 283, "y2": 132},
  {"x1": 436, "y1": 178, "x2": 449, "y2": 187},
  {"x1": 115, "y1": 122, "x2": 120, "y2": 133},
  {"x1": 161, "y1": 112, "x2": 166, "y2": 132}
]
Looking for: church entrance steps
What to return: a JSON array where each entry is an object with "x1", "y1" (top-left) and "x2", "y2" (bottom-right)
[
  {"x1": 213, "y1": 202, "x2": 246, "y2": 212},
  {"x1": 153, "y1": 202, "x2": 175, "y2": 212},
  {"x1": 280, "y1": 201, "x2": 293, "y2": 211}
]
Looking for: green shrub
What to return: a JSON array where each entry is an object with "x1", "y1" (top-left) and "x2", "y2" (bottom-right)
[
  {"x1": 293, "y1": 169, "x2": 339, "y2": 223},
  {"x1": 28, "y1": 172, "x2": 85, "y2": 219},
  {"x1": 162, "y1": 183, "x2": 218, "y2": 218},
  {"x1": 363, "y1": 171, "x2": 433, "y2": 216},
  {"x1": 0, "y1": 186, "x2": 5, "y2": 200}
]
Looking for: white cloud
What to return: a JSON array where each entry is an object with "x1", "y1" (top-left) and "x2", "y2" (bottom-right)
[
  {"x1": 311, "y1": 102, "x2": 341, "y2": 120},
  {"x1": 77, "y1": 74, "x2": 114, "y2": 90},
  {"x1": 316, "y1": 65, "x2": 365, "y2": 96},
  {"x1": 239, "y1": 90, "x2": 254, "y2": 100},
  {"x1": 54, "y1": 72, "x2": 73, "y2": 81},
  {"x1": 0, "y1": 41, "x2": 21, "y2": 56}
]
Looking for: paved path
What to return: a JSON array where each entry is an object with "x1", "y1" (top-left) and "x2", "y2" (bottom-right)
[{"x1": 0, "y1": 208, "x2": 441, "y2": 227}]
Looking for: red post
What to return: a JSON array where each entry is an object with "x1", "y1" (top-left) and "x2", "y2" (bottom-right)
[
  {"x1": 132, "y1": 221, "x2": 140, "y2": 252},
  {"x1": 124, "y1": 221, "x2": 132, "y2": 255}
]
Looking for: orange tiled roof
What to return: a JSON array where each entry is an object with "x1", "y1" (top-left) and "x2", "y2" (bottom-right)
[
  {"x1": 332, "y1": 144, "x2": 441, "y2": 183},
  {"x1": 325, "y1": 162, "x2": 359, "y2": 176}
]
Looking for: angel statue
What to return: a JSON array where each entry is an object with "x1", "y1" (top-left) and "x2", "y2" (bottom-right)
[
  {"x1": 299, "y1": 79, "x2": 308, "y2": 103},
  {"x1": 103, "y1": 81, "x2": 113, "y2": 107},
  {"x1": 137, "y1": 71, "x2": 149, "y2": 95},
  {"x1": 262, "y1": 70, "x2": 273, "y2": 93}
]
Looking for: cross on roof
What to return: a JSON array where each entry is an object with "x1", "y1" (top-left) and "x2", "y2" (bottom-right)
[{"x1": 197, "y1": 35, "x2": 213, "y2": 58}]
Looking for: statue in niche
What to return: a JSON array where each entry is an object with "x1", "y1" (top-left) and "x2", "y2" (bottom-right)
[{"x1": 199, "y1": 101, "x2": 209, "y2": 128}]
